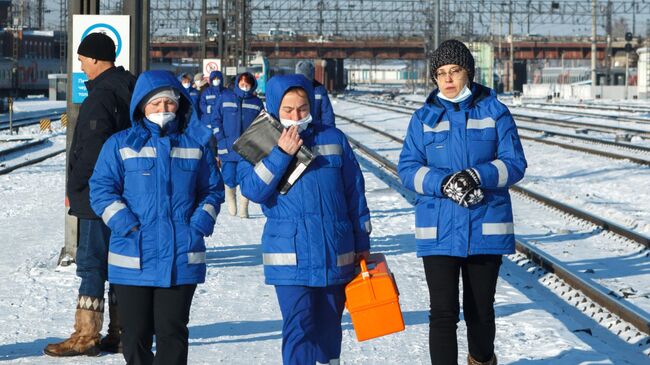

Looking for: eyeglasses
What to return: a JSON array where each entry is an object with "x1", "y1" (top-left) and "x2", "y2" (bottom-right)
[{"x1": 435, "y1": 67, "x2": 465, "y2": 80}]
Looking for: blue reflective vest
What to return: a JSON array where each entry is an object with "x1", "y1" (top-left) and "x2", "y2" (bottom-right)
[
  {"x1": 398, "y1": 83, "x2": 527, "y2": 257},
  {"x1": 90, "y1": 70, "x2": 225, "y2": 287},
  {"x1": 237, "y1": 74, "x2": 371, "y2": 286}
]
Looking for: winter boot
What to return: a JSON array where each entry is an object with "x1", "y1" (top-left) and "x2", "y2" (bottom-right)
[
  {"x1": 468, "y1": 354, "x2": 497, "y2": 365},
  {"x1": 238, "y1": 195, "x2": 249, "y2": 219},
  {"x1": 43, "y1": 295, "x2": 104, "y2": 357},
  {"x1": 225, "y1": 186, "x2": 237, "y2": 216},
  {"x1": 99, "y1": 288, "x2": 122, "y2": 353}
]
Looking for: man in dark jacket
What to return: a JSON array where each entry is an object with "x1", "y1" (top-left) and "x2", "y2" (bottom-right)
[{"x1": 44, "y1": 32, "x2": 136, "y2": 357}]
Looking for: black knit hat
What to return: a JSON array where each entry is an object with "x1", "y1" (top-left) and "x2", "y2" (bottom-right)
[
  {"x1": 430, "y1": 40, "x2": 474, "y2": 83},
  {"x1": 77, "y1": 32, "x2": 116, "y2": 62}
]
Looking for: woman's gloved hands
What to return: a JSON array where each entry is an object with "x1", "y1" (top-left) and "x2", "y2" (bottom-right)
[{"x1": 441, "y1": 169, "x2": 484, "y2": 207}]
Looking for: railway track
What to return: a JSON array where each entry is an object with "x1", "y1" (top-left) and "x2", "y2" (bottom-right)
[
  {"x1": 0, "y1": 108, "x2": 66, "y2": 132},
  {"x1": 0, "y1": 133, "x2": 65, "y2": 175},
  {"x1": 513, "y1": 104, "x2": 650, "y2": 125},
  {"x1": 345, "y1": 98, "x2": 650, "y2": 166},
  {"x1": 337, "y1": 113, "x2": 650, "y2": 339}
]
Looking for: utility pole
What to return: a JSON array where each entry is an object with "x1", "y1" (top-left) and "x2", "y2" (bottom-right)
[
  {"x1": 123, "y1": 0, "x2": 150, "y2": 76},
  {"x1": 61, "y1": 0, "x2": 101, "y2": 266},
  {"x1": 591, "y1": 0, "x2": 597, "y2": 88},
  {"x1": 605, "y1": 0, "x2": 612, "y2": 86},
  {"x1": 434, "y1": 0, "x2": 440, "y2": 49},
  {"x1": 508, "y1": 0, "x2": 514, "y2": 92}
]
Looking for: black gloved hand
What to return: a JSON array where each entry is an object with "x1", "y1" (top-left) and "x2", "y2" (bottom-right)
[{"x1": 442, "y1": 169, "x2": 483, "y2": 207}]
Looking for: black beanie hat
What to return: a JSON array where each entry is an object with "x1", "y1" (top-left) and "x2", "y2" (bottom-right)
[
  {"x1": 77, "y1": 32, "x2": 116, "y2": 62},
  {"x1": 430, "y1": 40, "x2": 474, "y2": 83}
]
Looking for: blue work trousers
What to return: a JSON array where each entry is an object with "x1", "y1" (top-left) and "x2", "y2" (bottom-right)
[
  {"x1": 275, "y1": 285, "x2": 346, "y2": 365},
  {"x1": 76, "y1": 218, "x2": 111, "y2": 298},
  {"x1": 221, "y1": 161, "x2": 239, "y2": 188}
]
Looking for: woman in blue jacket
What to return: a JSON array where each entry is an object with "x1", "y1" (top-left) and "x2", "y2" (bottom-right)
[
  {"x1": 398, "y1": 40, "x2": 527, "y2": 365},
  {"x1": 213, "y1": 72, "x2": 264, "y2": 218},
  {"x1": 237, "y1": 74, "x2": 372, "y2": 365},
  {"x1": 90, "y1": 70, "x2": 224, "y2": 365}
]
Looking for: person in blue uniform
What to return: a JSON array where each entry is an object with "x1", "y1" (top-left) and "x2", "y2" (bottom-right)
[
  {"x1": 237, "y1": 74, "x2": 372, "y2": 365},
  {"x1": 89, "y1": 70, "x2": 224, "y2": 365},
  {"x1": 398, "y1": 40, "x2": 527, "y2": 365},
  {"x1": 213, "y1": 72, "x2": 264, "y2": 218},
  {"x1": 295, "y1": 60, "x2": 335, "y2": 127},
  {"x1": 199, "y1": 70, "x2": 225, "y2": 131}
]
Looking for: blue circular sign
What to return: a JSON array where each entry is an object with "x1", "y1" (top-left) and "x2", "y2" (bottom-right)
[{"x1": 81, "y1": 23, "x2": 123, "y2": 58}]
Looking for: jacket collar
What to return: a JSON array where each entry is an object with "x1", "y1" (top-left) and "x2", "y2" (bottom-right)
[{"x1": 84, "y1": 66, "x2": 118, "y2": 91}]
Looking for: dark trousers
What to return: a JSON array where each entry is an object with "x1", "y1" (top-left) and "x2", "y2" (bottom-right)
[
  {"x1": 113, "y1": 284, "x2": 197, "y2": 365},
  {"x1": 76, "y1": 218, "x2": 111, "y2": 298},
  {"x1": 423, "y1": 255, "x2": 502, "y2": 365}
]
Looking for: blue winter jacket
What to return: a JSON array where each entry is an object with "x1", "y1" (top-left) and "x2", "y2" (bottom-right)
[
  {"x1": 214, "y1": 72, "x2": 264, "y2": 162},
  {"x1": 237, "y1": 74, "x2": 371, "y2": 287},
  {"x1": 398, "y1": 83, "x2": 527, "y2": 258},
  {"x1": 90, "y1": 70, "x2": 225, "y2": 287},
  {"x1": 313, "y1": 80, "x2": 335, "y2": 127},
  {"x1": 199, "y1": 71, "x2": 225, "y2": 128}
]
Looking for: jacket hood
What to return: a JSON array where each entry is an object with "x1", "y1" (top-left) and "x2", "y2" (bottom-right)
[
  {"x1": 209, "y1": 70, "x2": 223, "y2": 83},
  {"x1": 265, "y1": 74, "x2": 315, "y2": 122},
  {"x1": 234, "y1": 72, "x2": 258, "y2": 99},
  {"x1": 130, "y1": 70, "x2": 195, "y2": 129}
]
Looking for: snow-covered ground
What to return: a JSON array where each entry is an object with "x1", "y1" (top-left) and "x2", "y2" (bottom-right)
[{"x1": 0, "y1": 98, "x2": 648, "y2": 364}]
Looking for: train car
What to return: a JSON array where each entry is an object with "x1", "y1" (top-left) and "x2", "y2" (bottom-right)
[{"x1": 0, "y1": 57, "x2": 62, "y2": 98}]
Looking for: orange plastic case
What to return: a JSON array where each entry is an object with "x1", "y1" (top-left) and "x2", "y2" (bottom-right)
[{"x1": 345, "y1": 253, "x2": 405, "y2": 341}]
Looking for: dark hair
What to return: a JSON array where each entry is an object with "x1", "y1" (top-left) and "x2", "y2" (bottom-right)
[{"x1": 239, "y1": 73, "x2": 256, "y2": 86}]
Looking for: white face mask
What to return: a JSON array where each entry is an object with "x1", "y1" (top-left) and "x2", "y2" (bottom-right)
[
  {"x1": 240, "y1": 85, "x2": 251, "y2": 92},
  {"x1": 280, "y1": 114, "x2": 312, "y2": 132},
  {"x1": 182, "y1": 82, "x2": 191, "y2": 89},
  {"x1": 147, "y1": 112, "x2": 176, "y2": 128},
  {"x1": 212, "y1": 79, "x2": 221, "y2": 87},
  {"x1": 438, "y1": 84, "x2": 472, "y2": 103}
]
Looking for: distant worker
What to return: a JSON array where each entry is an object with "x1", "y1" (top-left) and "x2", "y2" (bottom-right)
[
  {"x1": 199, "y1": 70, "x2": 225, "y2": 128},
  {"x1": 194, "y1": 72, "x2": 207, "y2": 97},
  {"x1": 398, "y1": 40, "x2": 527, "y2": 365},
  {"x1": 179, "y1": 73, "x2": 192, "y2": 93},
  {"x1": 213, "y1": 72, "x2": 264, "y2": 218},
  {"x1": 295, "y1": 60, "x2": 335, "y2": 127},
  {"x1": 44, "y1": 32, "x2": 136, "y2": 357},
  {"x1": 90, "y1": 70, "x2": 224, "y2": 365}
]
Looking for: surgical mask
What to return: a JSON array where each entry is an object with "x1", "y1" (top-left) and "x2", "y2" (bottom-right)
[
  {"x1": 212, "y1": 79, "x2": 221, "y2": 87},
  {"x1": 147, "y1": 112, "x2": 176, "y2": 128},
  {"x1": 182, "y1": 82, "x2": 191, "y2": 89},
  {"x1": 437, "y1": 84, "x2": 472, "y2": 103},
  {"x1": 280, "y1": 114, "x2": 312, "y2": 132},
  {"x1": 240, "y1": 85, "x2": 251, "y2": 92}
]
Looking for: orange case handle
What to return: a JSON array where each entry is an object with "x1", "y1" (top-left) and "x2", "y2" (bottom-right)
[{"x1": 360, "y1": 258, "x2": 370, "y2": 280}]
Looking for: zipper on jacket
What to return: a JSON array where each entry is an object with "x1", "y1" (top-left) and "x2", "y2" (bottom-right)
[{"x1": 463, "y1": 110, "x2": 471, "y2": 256}]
